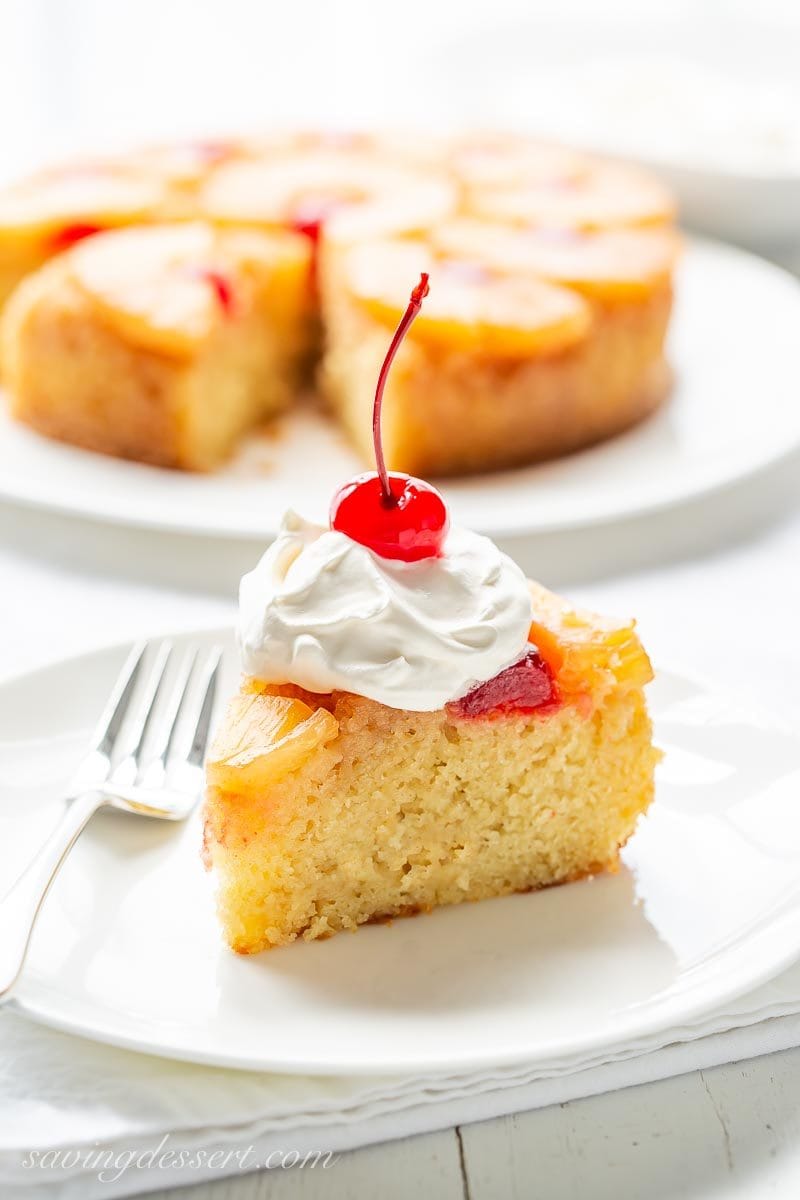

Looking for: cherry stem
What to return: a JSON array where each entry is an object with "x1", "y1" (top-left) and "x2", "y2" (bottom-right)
[{"x1": 373, "y1": 272, "x2": 430, "y2": 506}]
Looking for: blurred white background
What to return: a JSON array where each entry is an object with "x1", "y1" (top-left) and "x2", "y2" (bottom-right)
[
  {"x1": 0, "y1": 1, "x2": 797, "y2": 151},
  {"x1": 0, "y1": 0, "x2": 796, "y2": 253},
  {"x1": 1, "y1": 0, "x2": 800, "y2": 248}
]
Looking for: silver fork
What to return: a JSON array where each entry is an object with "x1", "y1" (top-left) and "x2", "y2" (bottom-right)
[{"x1": 0, "y1": 639, "x2": 221, "y2": 1001}]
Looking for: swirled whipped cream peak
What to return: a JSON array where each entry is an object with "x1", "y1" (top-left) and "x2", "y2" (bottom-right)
[{"x1": 238, "y1": 510, "x2": 533, "y2": 712}]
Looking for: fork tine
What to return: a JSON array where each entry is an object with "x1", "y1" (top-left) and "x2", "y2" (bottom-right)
[
  {"x1": 187, "y1": 649, "x2": 222, "y2": 767},
  {"x1": 155, "y1": 646, "x2": 198, "y2": 769},
  {"x1": 94, "y1": 642, "x2": 147, "y2": 757},
  {"x1": 128, "y1": 641, "x2": 173, "y2": 774}
]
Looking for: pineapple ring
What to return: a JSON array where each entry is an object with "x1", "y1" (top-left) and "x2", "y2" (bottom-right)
[
  {"x1": 0, "y1": 162, "x2": 171, "y2": 241},
  {"x1": 450, "y1": 133, "x2": 594, "y2": 192},
  {"x1": 432, "y1": 220, "x2": 680, "y2": 302},
  {"x1": 200, "y1": 152, "x2": 456, "y2": 242},
  {"x1": 124, "y1": 139, "x2": 257, "y2": 192},
  {"x1": 342, "y1": 238, "x2": 591, "y2": 357},
  {"x1": 470, "y1": 162, "x2": 675, "y2": 231},
  {"x1": 68, "y1": 222, "x2": 307, "y2": 356}
]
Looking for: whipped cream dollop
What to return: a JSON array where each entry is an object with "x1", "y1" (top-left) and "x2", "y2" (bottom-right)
[{"x1": 239, "y1": 511, "x2": 533, "y2": 711}]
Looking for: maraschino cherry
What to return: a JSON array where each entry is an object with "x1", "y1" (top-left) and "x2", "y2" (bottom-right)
[
  {"x1": 50, "y1": 222, "x2": 105, "y2": 252},
  {"x1": 330, "y1": 273, "x2": 449, "y2": 563},
  {"x1": 290, "y1": 195, "x2": 341, "y2": 247},
  {"x1": 289, "y1": 196, "x2": 342, "y2": 293},
  {"x1": 193, "y1": 267, "x2": 237, "y2": 316}
]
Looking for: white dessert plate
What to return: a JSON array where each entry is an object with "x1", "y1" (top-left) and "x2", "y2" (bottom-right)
[
  {"x1": 0, "y1": 239, "x2": 799, "y2": 540},
  {"x1": 3, "y1": 628, "x2": 800, "y2": 1076}
]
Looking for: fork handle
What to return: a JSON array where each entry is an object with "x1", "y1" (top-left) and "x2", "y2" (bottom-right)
[{"x1": 0, "y1": 791, "x2": 105, "y2": 1001}]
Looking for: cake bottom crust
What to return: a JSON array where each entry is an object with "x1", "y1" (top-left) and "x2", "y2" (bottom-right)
[
  {"x1": 359, "y1": 856, "x2": 618, "y2": 931},
  {"x1": 204, "y1": 688, "x2": 657, "y2": 953}
]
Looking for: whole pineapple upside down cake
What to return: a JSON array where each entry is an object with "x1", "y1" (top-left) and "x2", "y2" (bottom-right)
[
  {"x1": 203, "y1": 273, "x2": 659, "y2": 952},
  {"x1": 0, "y1": 130, "x2": 679, "y2": 477}
]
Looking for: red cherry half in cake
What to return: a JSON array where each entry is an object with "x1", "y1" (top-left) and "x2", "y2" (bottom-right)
[
  {"x1": 195, "y1": 267, "x2": 237, "y2": 316},
  {"x1": 289, "y1": 195, "x2": 345, "y2": 293},
  {"x1": 330, "y1": 272, "x2": 450, "y2": 562},
  {"x1": 289, "y1": 195, "x2": 342, "y2": 246},
  {"x1": 49, "y1": 222, "x2": 105, "y2": 252},
  {"x1": 450, "y1": 649, "x2": 559, "y2": 719},
  {"x1": 331, "y1": 471, "x2": 448, "y2": 562}
]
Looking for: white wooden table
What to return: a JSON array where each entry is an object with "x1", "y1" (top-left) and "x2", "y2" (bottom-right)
[{"x1": 139, "y1": 1047, "x2": 800, "y2": 1199}]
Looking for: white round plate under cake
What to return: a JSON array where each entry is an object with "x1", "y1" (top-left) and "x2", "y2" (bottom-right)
[
  {"x1": 3, "y1": 628, "x2": 800, "y2": 1076},
  {"x1": 0, "y1": 239, "x2": 798, "y2": 539}
]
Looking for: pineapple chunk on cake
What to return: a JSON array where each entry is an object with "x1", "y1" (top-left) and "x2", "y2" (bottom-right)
[{"x1": 206, "y1": 692, "x2": 339, "y2": 792}]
